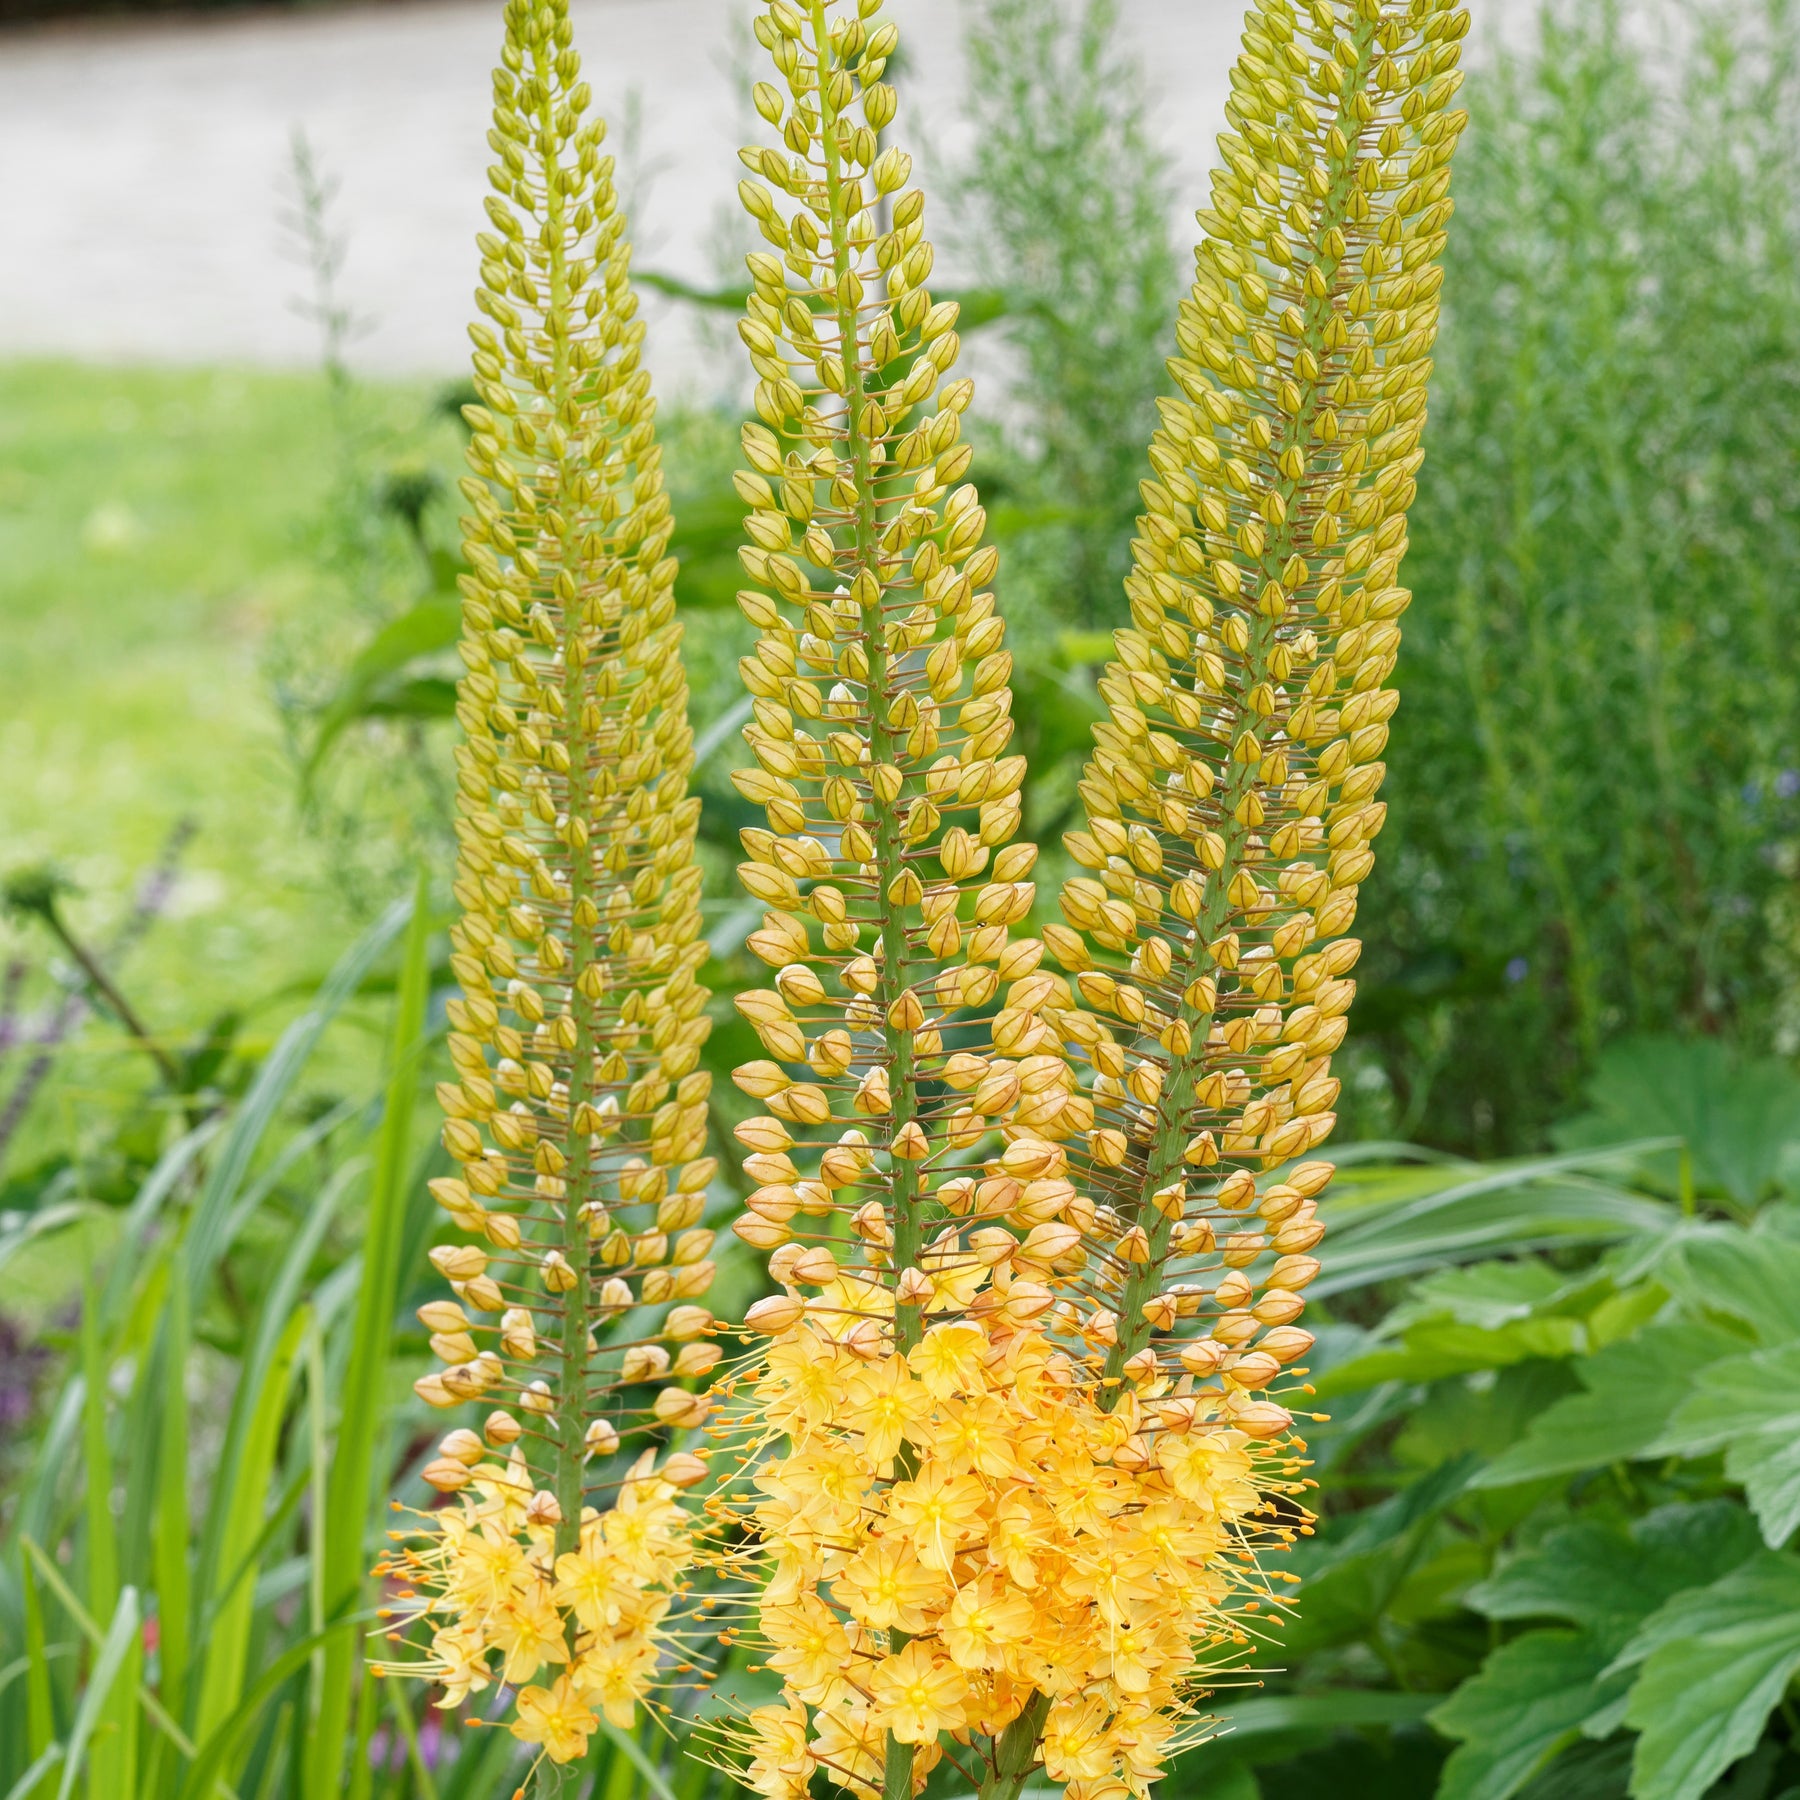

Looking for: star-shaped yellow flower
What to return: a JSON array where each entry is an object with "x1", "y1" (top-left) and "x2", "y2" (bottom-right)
[{"x1": 510, "y1": 1674, "x2": 596, "y2": 1764}]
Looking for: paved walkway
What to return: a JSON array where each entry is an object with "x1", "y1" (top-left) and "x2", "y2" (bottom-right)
[{"x1": 0, "y1": 0, "x2": 1269, "y2": 391}]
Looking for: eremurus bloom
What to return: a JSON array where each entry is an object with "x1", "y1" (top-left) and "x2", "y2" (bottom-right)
[
  {"x1": 713, "y1": 2, "x2": 1471, "y2": 1800},
  {"x1": 371, "y1": 0, "x2": 721, "y2": 1774}
]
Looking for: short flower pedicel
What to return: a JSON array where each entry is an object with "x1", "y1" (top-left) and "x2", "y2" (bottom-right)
[
  {"x1": 719, "y1": 4, "x2": 1471, "y2": 1800},
  {"x1": 373, "y1": 0, "x2": 719, "y2": 1768}
]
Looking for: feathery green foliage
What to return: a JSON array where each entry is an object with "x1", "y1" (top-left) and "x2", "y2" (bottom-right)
[
  {"x1": 1354, "y1": 0, "x2": 1800, "y2": 1150},
  {"x1": 947, "y1": 0, "x2": 1179, "y2": 631}
]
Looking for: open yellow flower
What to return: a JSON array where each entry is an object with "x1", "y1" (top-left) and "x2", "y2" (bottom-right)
[
  {"x1": 869, "y1": 1640, "x2": 969, "y2": 1744},
  {"x1": 511, "y1": 1673, "x2": 599, "y2": 1764}
]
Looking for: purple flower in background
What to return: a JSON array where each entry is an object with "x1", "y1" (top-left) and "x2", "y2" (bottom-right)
[{"x1": 1505, "y1": 957, "x2": 1529, "y2": 983}]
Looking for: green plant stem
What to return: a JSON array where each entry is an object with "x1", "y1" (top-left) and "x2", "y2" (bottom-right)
[
  {"x1": 40, "y1": 902, "x2": 182, "y2": 1089},
  {"x1": 811, "y1": 0, "x2": 927, "y2": 1375},
  {"x1": 979, "y1": 1692, "x2": 1052, "y2": 1800}
]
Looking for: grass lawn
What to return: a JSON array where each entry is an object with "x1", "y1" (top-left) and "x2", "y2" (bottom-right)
[{"x1": 0, "y1": 360, "x2": 448, "y2": 1169}]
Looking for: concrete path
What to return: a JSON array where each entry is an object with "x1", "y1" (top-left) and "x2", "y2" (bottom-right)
[{"x1": 0, "y1": 0, "x2": 1275, "y2": 392}]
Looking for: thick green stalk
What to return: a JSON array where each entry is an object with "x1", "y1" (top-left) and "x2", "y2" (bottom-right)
[
  {"x1": 808, "y1": 24, "x2": 924, "y2": 1798},
  {"x1": 534, "y1": 19, "x2": 596, "y2": 1579},
  {"x1": 809, "y1": 0, "x2": 925, "y2": 1361}
]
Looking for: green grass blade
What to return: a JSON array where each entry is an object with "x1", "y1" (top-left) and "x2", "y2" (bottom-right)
[
  {"x1": 305, "y1": 876, "x2": 431, "y2": 1800},
  {"x1": 384, "y1": 1681, "x2": 441, "y2": 1800},
  {"x1": 594, "y1": 1722, "x2": 680, "y2": 1800},
  {"x1": 88, "y1": 1608, "x2": 140, "y2": 1800},
  {"x1": 192, "y1": 1160, "x2": 357, "y2": 1645},
  {"x1": 19, "y1": 1543, "x2": 192, "y2": 1747},
  {"x1": 20, "y1": 1554, "x2": 55, "y2": 1757},
  {"x1": 12, "y1": 1379, "x2": 83, "y2": 1561},
  {"x1": 192, "y1": 1307, "x2": 308, "y2": 1752},
  {"x1": 305, "y1": 1321, "x2": 328, "y2": 1725},
  {"x1": 98, "y1": 1119, "x2": 220, "y2": 1332},
  {"x1": 3, "y1": 1745, "x2": 64, "y2": 1800},
  {"x1": 344, "y1": 1665, "x2": 377, "y2": 1800},
  {"x1": 17, "y1": 1542, "x2": 198, "y2": 1775},
  {"x1": 154, "y1": 1268, "x2": 192, "y2": 1737},
  {"x1": 184, "y1": 895, "x2": 410, "y2": 1303},
  {"x1": 78, "y1": 1282, "x2": 116, "y2": 1626},
  {"x1": 438, "y1": 1718, "x2": 522, "y2": 1800},
  {"x1": 55, "y1": 1586, "x2": 137, "y2": 1800},
  {"x1": 176, "y1": 1619, "x2": 359, "y2": 1800},
  {"x1": 117, "y1": 1245, "x2": 175, "y2": 1593}
]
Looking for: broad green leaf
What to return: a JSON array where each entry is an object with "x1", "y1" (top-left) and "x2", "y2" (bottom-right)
[
  {"x1": 1182, "y1": 1758, "x2": 1257, "y2": 1800},
  {"x1": 1395, "y1": 1259, "x2": 1570, "y2": 1329},
  {"x1": 0, "y1": 1200, "x2": 112, "y2": 1285},
  {"x1": 1515, "y1": 1737, "x2": 1632, "y2": 1800},
  {"x1": 1280, "y1": 1458, "x2": 1477, "y2": 1655},
  {"x1": 1472, "y1": 1319, "x2": 1743, "y2": 1489},
  {"x1": 1652, "y1": 1342, "x2": 1800, "y2": 1546},
  {"x1": 1478, "y1": 1503, "x2": 1761, "y2": 1631},
  {"x1": 1318, "y1": 1315, "x2": 1583, "y2": 1398},
  {"x1": 1468, "y1": 1503, "x2": 1761, "y2": 1652},
  {"x1": 1614, "y1": 1553, "x2": 1800, "y2": 1800},
  {"x1": 1396, "y1": 1360, "x2": 1581, "y2": 1474},
  {"x1": 1430, "y1": 1630, "x2": 1624, "y2": 1800},
  {"x1": 303, "y1": 597, "x2": 460, "y2": 777},
  {"x1": 1555, "y1": 1035, "x2": 1800, "y2": 1212},
  {"x1": 1660, "y1": 1230, "x2": 1800, "y2": 1348}
]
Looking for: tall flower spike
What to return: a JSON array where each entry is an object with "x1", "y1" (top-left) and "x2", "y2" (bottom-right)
[
  {"x1": 725, "y1": 0, "x2": 1071, "y2": 1338},
  {"x1": 714, "y1": 0, "x2": 1108, "y2": 1791},
  {"x1": 373, "y1": 0, "x2": 718, "y2": 1771},
  {"x1": 721, "y1": 5, "x2": 1472, "y2": 1800},
  {"x1": 1047, "y1": 6, "x2": 1470, "y2": 1459},
  {"x1": 714, "y1": 7, "x2": 1301, "y2": 1800}
]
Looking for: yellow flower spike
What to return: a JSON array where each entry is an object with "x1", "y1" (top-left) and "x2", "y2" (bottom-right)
[
  {"x1": 1049, "y1": 0, "x2": 1469, "y2": 1399},
  {"x1": 377, "y1": 0, "x2": 718, "y2": 1760},
  {"x1": 723, "y1": 0, "x2": 1066, "y2": 1362},
  {"x1": 716, "y1": 5, "x2": 1470, "y2": 1800}
]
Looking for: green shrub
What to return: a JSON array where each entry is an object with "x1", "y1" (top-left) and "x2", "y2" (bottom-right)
[
  {"x1": 1357, "y1": 0, "x2": 1800, "y2": 1151},
  {"x1": 945, "y1": 0, "x2": 1178, "y2": 634}
]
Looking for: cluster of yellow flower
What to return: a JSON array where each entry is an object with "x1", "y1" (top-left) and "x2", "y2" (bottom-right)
[
  {"x1": 376, "y1": 0, "x2": 719, "y2": 1768},
  {"x1": 713, "y1": 0, "x2": 1470, "y2": 1797},
  {"x1": 376, "y1": 1450, "x2": 693, "y2": 1765},
  {"x1": 735, "y1": 1302, "x2": 1305, "y2": 1800},
  {"x1": 383, "y1": 0, "x2": 1471, "y2": 1788}
]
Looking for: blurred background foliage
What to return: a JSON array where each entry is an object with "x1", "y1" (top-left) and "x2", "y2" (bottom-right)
[{"x1": 6, "y1": 0, "x2": 1800, "y2": 1797}]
